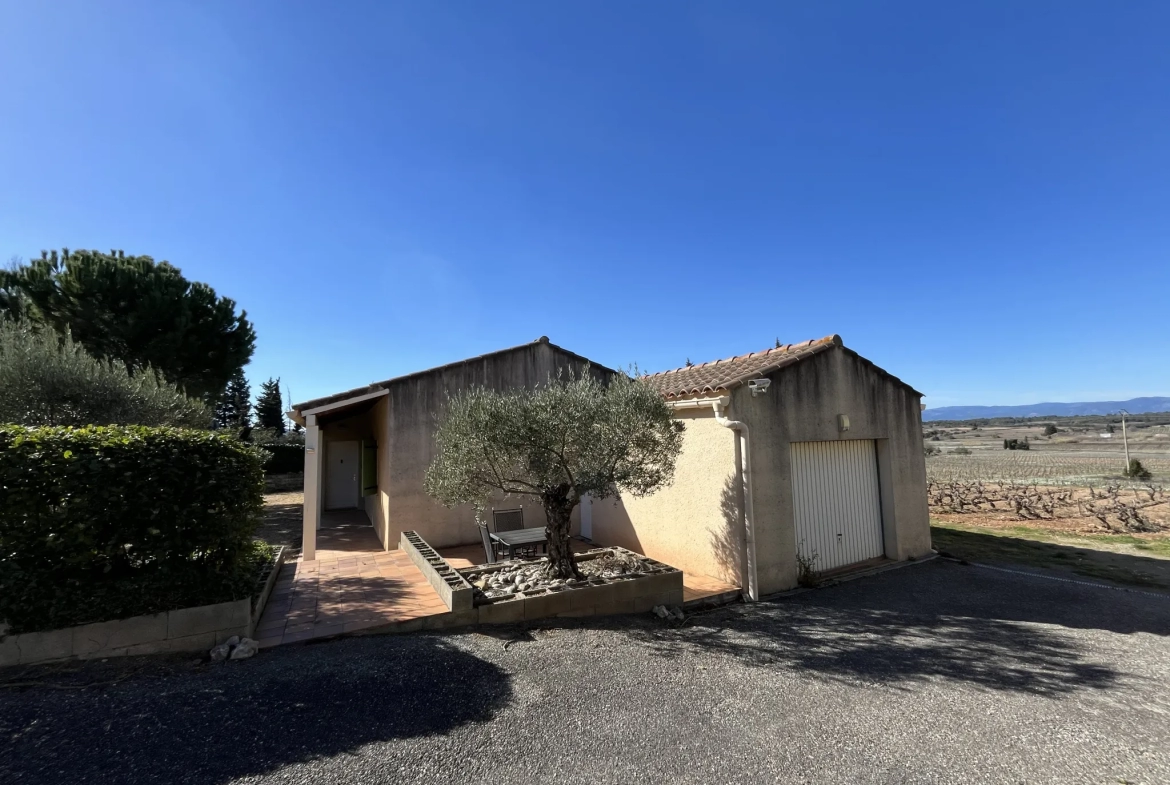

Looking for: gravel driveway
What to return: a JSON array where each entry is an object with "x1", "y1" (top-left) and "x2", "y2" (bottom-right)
[{"x1": 2, "y1": 559, "x2": 1168, "y2": 784}]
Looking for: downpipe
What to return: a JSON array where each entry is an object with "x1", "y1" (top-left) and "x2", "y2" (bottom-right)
[
  {"x1": 712, "y1": 401, "x2": 760, "y2": 602},
  {"x1": 667, "y1": 396, "x2": 759, "y2": 602}
]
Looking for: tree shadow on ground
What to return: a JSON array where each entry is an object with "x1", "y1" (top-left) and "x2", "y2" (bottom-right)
[
  {"x1": 931, "y1": 524, "x2": 1170, "y2": 593},
  {"x1": 255, "y1": 498, "x2": 303, "y2": 552},
  {"x1": 627, "y1": 560, "x2": 1159, "y2": 697},
  {"x1": 0, "y1": 634, "x2": 510, "y2": 785}
]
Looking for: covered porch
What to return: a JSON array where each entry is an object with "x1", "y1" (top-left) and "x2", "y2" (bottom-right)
[{"x1": 295, "y1": 389, "x2": 389, "y2": 562}]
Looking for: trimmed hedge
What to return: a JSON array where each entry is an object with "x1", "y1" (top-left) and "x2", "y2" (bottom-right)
[
  {"x1": 0, "y1": 425, "x2": 267, "y2": 634},
  {"x1": 256, "y1": 442, "x2": 304, "y2": 475}
]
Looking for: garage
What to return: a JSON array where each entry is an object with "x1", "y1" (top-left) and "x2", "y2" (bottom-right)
[
  {"x1": 601, "y1": 333, "x2": 931, "y2": 595},
  {"x1": 791, "y1": 439, "x2": 885, "y2": 572}
]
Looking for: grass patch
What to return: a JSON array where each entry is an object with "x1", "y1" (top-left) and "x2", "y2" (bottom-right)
[{"x1": 931, "y1": 520, "x2": 1170, "y2": 591}]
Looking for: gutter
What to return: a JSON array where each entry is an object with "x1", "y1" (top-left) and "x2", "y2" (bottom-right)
[{"x1": 666, "y1": 395, "x2": 760, "y2": 602}]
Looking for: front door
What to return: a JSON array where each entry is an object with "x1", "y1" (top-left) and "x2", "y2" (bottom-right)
[{"x1": 325, "y1": 440, "x2": 360, "y2": 510}]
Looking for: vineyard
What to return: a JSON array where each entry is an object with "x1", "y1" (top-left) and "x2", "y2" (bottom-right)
[
  {"x1": 925, "y1": 450, "x2": 1170, "y2": 487},
  {"x1": 926, "y1": 450, "x2": 1170, "y2": 534},
  {"x1": 927, "y1": 480, "x2": 1167, "y2": 533}
]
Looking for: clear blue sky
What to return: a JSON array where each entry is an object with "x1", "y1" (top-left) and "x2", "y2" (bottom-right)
[{"x1": 3, "y1": 1, "x2": 1167, "y2": 408}]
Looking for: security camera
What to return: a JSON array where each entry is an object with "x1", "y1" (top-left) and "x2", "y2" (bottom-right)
[{"x1": 748, "y1": 378, "x2": 771, "y2": 396}]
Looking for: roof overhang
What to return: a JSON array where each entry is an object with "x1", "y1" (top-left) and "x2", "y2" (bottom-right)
[{"x1": 288, "y1": 389, "x2": 388, "y2": 427}]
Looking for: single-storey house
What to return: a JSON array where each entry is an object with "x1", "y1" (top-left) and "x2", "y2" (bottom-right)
[{"x1": 289, "y1": 334, "x2": 931, "y2": 597}]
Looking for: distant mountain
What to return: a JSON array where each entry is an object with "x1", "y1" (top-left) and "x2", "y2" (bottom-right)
[{"x1": 922, "y1": 397, "x2": 1170, "y2": 422}]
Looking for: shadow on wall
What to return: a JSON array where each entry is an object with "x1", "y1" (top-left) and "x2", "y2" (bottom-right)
[
  {"x1": 0, "y1": 635, "x2": 513, "y2": 785},
  {"x1": 708, "y1": 475, "x2": 746, "y2": 588},
  {"x1": 589, "y1": 495, "x2": 645, "y2": 555},
  {"x1": 629, "y1": 560, "x2": 1136, "y2": 696}
]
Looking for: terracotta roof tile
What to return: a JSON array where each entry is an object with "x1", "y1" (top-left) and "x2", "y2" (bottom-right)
[{"x1": 643, "y1": 335, "x2": 843, "y2": 399}]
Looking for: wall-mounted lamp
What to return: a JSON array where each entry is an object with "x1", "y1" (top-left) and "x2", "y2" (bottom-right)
[
  {"x1": 748, "y1": 378, "x2": 771, "y2": 397},
  {"x1": 837, "y1": 414, "x2": 850, "y2": 433}
]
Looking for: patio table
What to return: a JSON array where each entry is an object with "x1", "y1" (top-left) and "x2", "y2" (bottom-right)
[{"x1": 490, "y1": 528, "x2": 548, "y2": 559}]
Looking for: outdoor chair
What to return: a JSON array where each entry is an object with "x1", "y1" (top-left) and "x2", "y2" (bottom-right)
[
  {"x1": 492, "y1": 508, "x2": 524, "y2": 533},
  {"x1": 477, "y1": 522, "x2": 497, "y2": 565},
  {"x1": 492, "y1": 508, "x2": 538, "y2": 558}
]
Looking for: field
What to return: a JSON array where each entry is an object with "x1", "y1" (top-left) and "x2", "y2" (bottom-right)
[{"x1": 924, "y1": 415, "x2": 1170, "y2": 589}]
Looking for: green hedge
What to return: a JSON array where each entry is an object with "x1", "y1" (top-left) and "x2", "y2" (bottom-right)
[
  {"x1": 0, "y1": 425, "x2": 268, "y2": 634},
  {"x1": 256, "y1": 442, "x2": 304, "y2": 475}
]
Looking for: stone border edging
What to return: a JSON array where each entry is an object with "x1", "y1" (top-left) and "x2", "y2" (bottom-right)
[
  {"x1": 252, "y1": 545, "x2": 286, "y2": 631},
  {"x1": 399, "y1": 531, "x2": 475, "y2": 611},
  {"x1": 0, "y1": 545, "x2": 288, "y2": 669}
]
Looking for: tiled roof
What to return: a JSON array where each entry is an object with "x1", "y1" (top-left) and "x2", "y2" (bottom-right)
[{"x1": 643, "y1": 335, "x2": 843, "y2": 399}]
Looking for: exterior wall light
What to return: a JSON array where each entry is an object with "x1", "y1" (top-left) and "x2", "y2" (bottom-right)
[{"x1": 838, "y1": 414, "x2": 850, "y2": 432}]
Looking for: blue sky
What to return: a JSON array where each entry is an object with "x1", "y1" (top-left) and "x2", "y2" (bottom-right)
[{"x1": 2, "y1": 1, "x2": 1167, "y2": 408}]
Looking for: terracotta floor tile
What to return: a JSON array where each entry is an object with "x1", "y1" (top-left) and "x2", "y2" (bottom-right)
[
  {"x1": 256, "y1": 617, "x2": 287, "y2": 633},
  {"x1": 285, "y1": 621, "x2": 315, "y2": 634}
]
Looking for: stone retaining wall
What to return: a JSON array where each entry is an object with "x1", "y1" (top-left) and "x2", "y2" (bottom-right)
[
  {"x1": 463, "y1": 547, "x2": 685, "y2": 624},
  {"x1": 400, "y1": 531, "x2": 475, "y2": 611},
  {"x1": 0, "y1": 546, "x2": 286, "y2": 668}
]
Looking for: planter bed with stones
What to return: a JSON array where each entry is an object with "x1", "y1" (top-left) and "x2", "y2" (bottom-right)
[{"x1": 458, "y1": 547, "x2": 684, "y2": 624}]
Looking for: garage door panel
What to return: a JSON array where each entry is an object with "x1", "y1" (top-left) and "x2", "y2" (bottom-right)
[{"x1": 791, "y1": 440, "x2": 884, "y2": 573}]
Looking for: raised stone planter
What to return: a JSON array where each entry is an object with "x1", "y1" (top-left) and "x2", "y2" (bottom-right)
[
  {"x1": 0, "y1": 546, "x2": 287, "y2": 669},
  {"x1": 400, "y1": 531, "x2": 475, "y2": 611},
  {"x1": 462, "y1": 547, "x2": 684, "y2": 624}
]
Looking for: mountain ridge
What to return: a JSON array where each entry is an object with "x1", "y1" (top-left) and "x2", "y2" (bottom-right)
[{"x1": 922, "y1": 396, "x2": 1170, "y2": 422}]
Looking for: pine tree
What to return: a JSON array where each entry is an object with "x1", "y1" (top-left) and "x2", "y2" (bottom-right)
[
  {"x1": 213, "y1": 369, "x2": 252, "y2": 430},
  {"x1": 3, "y1": 249, "x2": 255, "y2": 401},
  {"x1": 255, "y1": 377, "x2": 286, "y2": 436}
]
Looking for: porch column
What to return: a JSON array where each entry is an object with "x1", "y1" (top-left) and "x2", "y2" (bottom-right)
[{"x1": 302, "y1": 414, "x2": 323, "y2": 561}]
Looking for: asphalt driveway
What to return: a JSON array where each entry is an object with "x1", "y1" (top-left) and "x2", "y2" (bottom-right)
[{"x1": 2, "y1": 559, "x2": 1168, "y2": 784}]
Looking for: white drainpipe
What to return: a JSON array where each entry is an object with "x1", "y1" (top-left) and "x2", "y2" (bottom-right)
[{"x1": 667, "y1": 395, "x2": 760, "y2": 602}]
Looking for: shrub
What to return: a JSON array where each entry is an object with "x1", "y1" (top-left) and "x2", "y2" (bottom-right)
[
  {"x1": 0, "y1": 425, "x2": 267, "y2": 634},
  {"x1": 0, "y1": 320, "x2": 210, "y2": 427},
  {"x1": 924, "y1": 444, "x2": 941, "y2": 456},
  {"x1": 1125, "y1": 459, "x2": 1153, "y2": 480},
  {"x1": 256, "y1": 442, "x2": 305, "y2": 475},
  {"x1": 951, "y1": 447, "x2": 972, "y2": 455},
  {"x1": 1003, "y1": 439, "x2": 1030, "y2": 451}
]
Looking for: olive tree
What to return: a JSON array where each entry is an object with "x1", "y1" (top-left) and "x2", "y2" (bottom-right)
[
  {"x1": 424, "y1": 369, "x2": 684, "y2": 580},
  {"x1": 0, "y1": 320, "x2": 210, "y2": 427}
]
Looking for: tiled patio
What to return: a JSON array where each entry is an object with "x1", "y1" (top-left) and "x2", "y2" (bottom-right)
[
  {"x1": 254, "y1": 511, "x2": 450, "y2": 648},
  {"x1": 256, "y1": 511, "x2": 742, "y2": 648}
]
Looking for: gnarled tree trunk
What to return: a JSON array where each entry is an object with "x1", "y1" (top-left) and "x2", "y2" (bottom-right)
[{"x1": 541, "y1": 488, "x2": 581, "y2": 580}]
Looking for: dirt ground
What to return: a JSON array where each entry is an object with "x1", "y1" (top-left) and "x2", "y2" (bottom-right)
[
  {"x1": 929, "y1": 484, "x2": 1170, "y2": 536},
  {"x1": 255, "y1": 490, "x2": 304, "y2": 554}
]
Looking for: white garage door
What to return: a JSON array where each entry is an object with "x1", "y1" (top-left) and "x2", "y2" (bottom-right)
[{"x1": 791, "y1": 439, "x2": 884, "y2": 573}]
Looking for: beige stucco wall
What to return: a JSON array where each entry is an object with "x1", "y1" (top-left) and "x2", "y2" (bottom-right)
[
  {"x1": 366, "y1": 395, "x2": 391, "y2": 547},
  {"x1": 741, "y1": 347, "x2": 932, "y2": 594},
  {"x1": 372, "y1": 341, "x2": 597, "y2": 550},
  {"x1": 590, "y1": 408, "x2": 741, "y2": 585}
]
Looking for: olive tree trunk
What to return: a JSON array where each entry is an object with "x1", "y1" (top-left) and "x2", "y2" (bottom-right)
[{"x1": 541, "y1": 489, "x2": 581, "y2": 580}]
